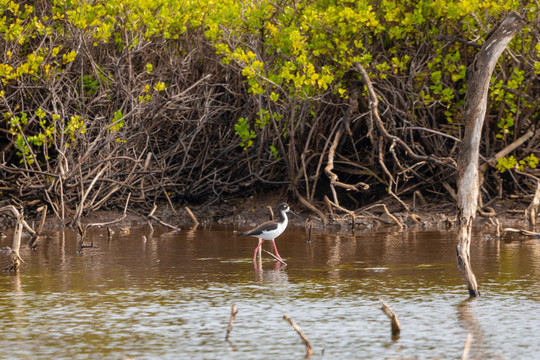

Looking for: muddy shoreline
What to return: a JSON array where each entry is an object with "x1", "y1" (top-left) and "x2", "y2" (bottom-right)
[{"x1": 1, "y1": 194, "x2": 533, "y2": 232}]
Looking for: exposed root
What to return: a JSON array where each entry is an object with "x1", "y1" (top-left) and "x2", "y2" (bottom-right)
[
  {"x1": 410, "y1": 213, "x2": 424, "y2": 226},
  {"x1": 488, "y1": 217, "x2": 502, "y2": 238},
  {"x1": 324, "y1": 196, "x2": 356, "y2": 230},
  {"x1": 147, "y1": 204, "x2": 181, "y2": 231},
  {"x1": 503, "y1": 228, "x2": 540, "y2": 238},
  {"x1": 295, "y1": 190, "x2": 328, "y2": 225},
  {"x1": 478, "y1": 206, "x2": 496, "y2": 217},
  {"x1": 27, "y1": 205, "x2": 47, "y2": 249},
  {"x1": 184, "y1": 206, "x2": 200, "y2": 226},
  {"x1": 382, "y1": 204, "x2": 403, "y2": 231}
]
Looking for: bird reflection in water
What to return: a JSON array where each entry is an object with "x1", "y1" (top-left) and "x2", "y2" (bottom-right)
[{"x1": 254, "y1": 258, "x2": 288, "y2": 284}]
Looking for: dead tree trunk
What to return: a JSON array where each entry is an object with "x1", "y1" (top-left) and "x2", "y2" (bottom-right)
[
  {"x1": 0, "y1": 206, "x2": 32, "y2": 271},
  {"x1": 456, "y1": 12, "x2": 526, "y2": 297},
  {"x1": 525, "y1": 181, "x2": 540, "y2": 228}
]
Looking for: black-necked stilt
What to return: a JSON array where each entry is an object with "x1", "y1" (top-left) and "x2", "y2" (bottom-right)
[{"x1": 236, "y1": 203, "x2": 297, "y2": 262}]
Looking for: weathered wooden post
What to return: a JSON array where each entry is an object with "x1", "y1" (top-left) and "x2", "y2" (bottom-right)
[{"x1": 456, "y1": 12, "x2": 526, "y2": 297}]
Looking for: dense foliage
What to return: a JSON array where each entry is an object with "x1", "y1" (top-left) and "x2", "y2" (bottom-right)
[{"x1": 0, "y1": 0, "x2": 538, "y2": 221}]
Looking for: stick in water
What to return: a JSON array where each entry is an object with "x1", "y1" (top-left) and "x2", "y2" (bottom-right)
[
  {"x1": 184, "y1": 206, "x2": 199, "y2": 226},
  {"x1": 262, "y1": 249, "x2": 287, "y2": 265},
  {"x1": 379, "y1": 299, "x2": 401, "y2": 340},
  {"x1": 283, "y1": 314, "x2": 313, "y2": 357},
  {"x1": 225, "y1": 303, "x2": 239, "y2": 341},
  {"x1": 306, "y1": 219, "x2": 313, "y2": 243}
]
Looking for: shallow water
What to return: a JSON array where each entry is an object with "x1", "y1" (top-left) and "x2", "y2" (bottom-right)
[{"x1": 1, "y1": 223, "x2": 539, "y2": 359}]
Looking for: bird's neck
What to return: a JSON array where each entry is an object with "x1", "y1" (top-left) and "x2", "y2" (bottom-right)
[{"x1": 278, "y1": 210, "x2": 288, "y2": 224}]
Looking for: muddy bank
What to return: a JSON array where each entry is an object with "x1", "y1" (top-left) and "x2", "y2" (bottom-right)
[
  {"x1": 1, "y1": 193, "x2": 534, "y2": 233},
  {"x1": 209, "y1": 195, "x2": 534, "y2": 231}
]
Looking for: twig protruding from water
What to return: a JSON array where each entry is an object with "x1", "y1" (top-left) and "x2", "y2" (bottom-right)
[
  {"x1": 379, "y1": 299, "x2": 401, "y2": 340},
  {"x1": 107, "y1": 226, "x2": 114, "y2": 240},
  {"x1": 83, "y1": 193, "x2": 132, "y2": 231},
  {"x1": 225, "y1": 303, "x2": 238, "y2": 341},
  {"x1": 184, "y1": 206, "x2": 199, "y2": 226},
  {"x1": 382, "y1": 204, "x2": 403, "y2": 232},
  {"x1": 148, "y1": 204, "x2": 181, "y2": 231},
  {"x1": 77, "y1": 240, "x2": 97, "y2": 253},
  {"x1": 488, "y1": 217, "x2": 501, "y2": 238},
  {"x1": 306, "y1": 219, "x2": 313, "y2": 243},
  {"x1": 283, "y1": 314, "x2": 312, "y2": 357}
]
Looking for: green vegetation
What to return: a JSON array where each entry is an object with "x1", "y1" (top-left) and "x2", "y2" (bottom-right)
[
  {"x1": 0, "y1": 0, "x2": 538, "y2": 218},
  {"x1": 497, "y1": 153, "x2": 538, "y2": 173}
]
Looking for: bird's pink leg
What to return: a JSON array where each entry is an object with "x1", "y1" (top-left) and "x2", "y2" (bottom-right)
[
  {"x1": 272, "y1": 240, "x2": 282, "y2": 260},
  {"x1": 253, "y1": 240, "x2": 263, "y2": 262}
]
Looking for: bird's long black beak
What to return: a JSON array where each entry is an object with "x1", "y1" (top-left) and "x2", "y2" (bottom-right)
[{"x1": 289, "y1": 210, "x2": 301, "y2": 219}]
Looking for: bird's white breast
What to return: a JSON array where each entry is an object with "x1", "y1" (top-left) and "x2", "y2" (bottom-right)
[{"x1": 259, "y1": 216, "x2": 288, "y2": 240}]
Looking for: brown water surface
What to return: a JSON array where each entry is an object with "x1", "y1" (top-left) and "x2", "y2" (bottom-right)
[{"x1": 1, "y1": 224, "x2": 539, "y2": 359}]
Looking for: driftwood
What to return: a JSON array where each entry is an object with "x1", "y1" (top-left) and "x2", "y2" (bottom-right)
[
  {"x1": 283, "y1": 314, "x2": 313, "y2": 357},
  {"x1": 455, "y1": 11, "x2": 526, "y2": 297}
]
